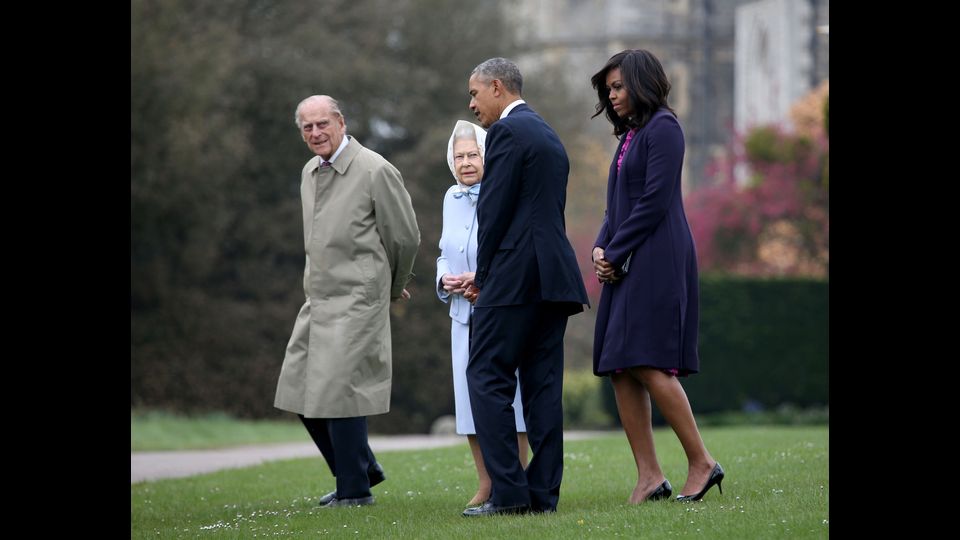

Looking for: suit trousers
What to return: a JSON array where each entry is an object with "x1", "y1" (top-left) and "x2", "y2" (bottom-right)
[
  {"x1": 467, "y1": 301, "x2": 569, "y2": 511},
  {"x1": 298, "y1": 414, "x2": 376, "y2": 498}
]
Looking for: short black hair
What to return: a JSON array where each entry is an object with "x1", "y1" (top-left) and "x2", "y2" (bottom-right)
[{"x1": 471, "y1": 57, "x2": 523, "y2": 95}]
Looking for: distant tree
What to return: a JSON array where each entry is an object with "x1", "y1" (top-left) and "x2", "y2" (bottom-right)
[
  {"x1": 132, "y1": 0, "x2": 521, "y2": 429},
  {"x1": 685, "y1": 84, "x2": 829, "y2": 277}
]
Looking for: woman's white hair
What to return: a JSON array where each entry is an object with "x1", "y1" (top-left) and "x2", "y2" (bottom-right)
[{"x1": 446, "y1": 120, "x2": 487, "y2": 183}]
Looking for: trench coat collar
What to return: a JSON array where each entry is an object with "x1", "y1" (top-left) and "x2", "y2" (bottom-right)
[{"x1": 309, "y1": 135, "x2": 363, "y2": 175}]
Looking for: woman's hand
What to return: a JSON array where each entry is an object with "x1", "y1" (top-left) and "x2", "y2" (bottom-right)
[
  {"x1": 442, "y1": 272, "x2": 477, "y2": 295},
  {"x1": 593, "y1": 247, "x2": 621, "y2": 284},
  {"x1": 458, "y1": 272, "x2": 476, "y2": 291},
  {"x1": 441, "y1": 273, "x2": 465, "y2": 294}
]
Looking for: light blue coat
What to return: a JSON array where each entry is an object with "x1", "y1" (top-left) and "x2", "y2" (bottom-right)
[{"x1": 435, "y1": 185, "x2": 479, "y2": 321}]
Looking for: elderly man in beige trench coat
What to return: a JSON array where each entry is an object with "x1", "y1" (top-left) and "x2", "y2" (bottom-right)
[{"x1": 275, "y1": 95, "x2": 420, "y2": 508}]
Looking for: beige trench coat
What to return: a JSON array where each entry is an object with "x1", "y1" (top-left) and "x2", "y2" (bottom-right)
[{"x1": 274, "y1": 136, "x2": 420, "y2": 418}]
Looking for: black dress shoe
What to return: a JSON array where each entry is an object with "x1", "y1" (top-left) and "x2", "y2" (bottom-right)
[
  {"x1": 529, "y1": 507, "x2": 556, "y2": 514},
  {"x1": 676, "y1": 463, "x2": 724, "y2": 502},
  {"x1": 319, "y1": 495, "x2": 375, "y2": 508},
  {"x1": 646, "y1": 479, "x2": 672, "y2": 501},
  {"x1": 462, "y1": 501, "x2": 530, "y2": 517},
  {"x1": 317, "y1": 490, "x2": 338, "y2": 506},
  {"x1": 318, "y1": 462, "x2": 386, "y2": 505}
]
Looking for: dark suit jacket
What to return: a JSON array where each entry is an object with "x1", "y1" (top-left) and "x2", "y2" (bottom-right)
[{"x1": 474, "y1": 104, "x2": 588, "y2": 310}]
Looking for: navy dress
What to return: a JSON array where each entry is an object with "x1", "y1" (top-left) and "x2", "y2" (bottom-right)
[{"x1": 593, "y1": 108, "x2": 700, "y2": 376}]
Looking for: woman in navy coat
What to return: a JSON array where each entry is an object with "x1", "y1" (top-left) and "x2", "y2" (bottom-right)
[{"x1": 590, "y1": 49, "x2": 724, "y2": 504}]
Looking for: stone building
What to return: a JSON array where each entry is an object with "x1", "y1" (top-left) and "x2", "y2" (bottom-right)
[{"x1": 508, "y1": 0, "x2": 828, "y2": 188}]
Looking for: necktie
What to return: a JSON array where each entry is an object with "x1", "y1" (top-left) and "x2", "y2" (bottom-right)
[{"x1": 320, "y1": 161, "x2": 332, "y2": 168}]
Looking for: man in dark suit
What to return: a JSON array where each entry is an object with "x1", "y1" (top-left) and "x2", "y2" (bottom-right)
[{"x1": 461, "y1": 57, "x2": 589, "y2": 516}]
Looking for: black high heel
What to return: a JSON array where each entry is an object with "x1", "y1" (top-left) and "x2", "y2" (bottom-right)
[
  {"x1": 645, "y1": 479, "x2": 672, "y2": 501},
  {"x1": 676, "y1": 462, "x2": 724, "y2": 502}
]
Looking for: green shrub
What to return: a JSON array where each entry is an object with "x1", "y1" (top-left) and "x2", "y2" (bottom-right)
[
  {"x1": 600, "y1": 276, "x2": 828, "y2": 425},
  {"x1": 562, "y1": 369, "x2": 614, "y2": 428}
]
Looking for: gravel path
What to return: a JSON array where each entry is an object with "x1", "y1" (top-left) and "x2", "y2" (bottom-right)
[{"x1": 131, "y1": 431, "x2": 614, "y2": 483}]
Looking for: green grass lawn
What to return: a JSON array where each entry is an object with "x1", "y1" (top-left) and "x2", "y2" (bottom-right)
[
  {"x1": 132, "y1": 410, "x2": 309, "y2": 451},
  {"x1": 131, "y1": 426, "x2": 828, "y2": 539}
]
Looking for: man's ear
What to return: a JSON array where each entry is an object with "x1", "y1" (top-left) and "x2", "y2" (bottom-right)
[{"x1": 491, "y1": 79, "x2": 503, "y2": 97}]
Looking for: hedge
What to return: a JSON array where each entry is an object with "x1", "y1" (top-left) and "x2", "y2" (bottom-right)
[{"x1": 599, "y1": 276, "x2": 828, "y2": 425}]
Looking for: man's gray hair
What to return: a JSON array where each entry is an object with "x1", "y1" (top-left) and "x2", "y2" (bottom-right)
[
  {"x1": 471, "y1": 57, "x2": 523, "y2": 95},
  {"x1": 294, "y1": 95, "x2": 343, "y2": 128}
]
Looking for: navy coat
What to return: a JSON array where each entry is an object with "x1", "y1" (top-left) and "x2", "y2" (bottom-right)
[
  {"x1": 593, "y1": 109, "x2": 700, "y2": 376},
  {"x1": 474, "y1": 104, "x2": 588, "y2": 312}
]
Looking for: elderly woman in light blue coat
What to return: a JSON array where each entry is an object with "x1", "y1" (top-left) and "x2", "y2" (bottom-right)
[{"x1": 436, "y1": 120, "x2": 528, "y2": 508}]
